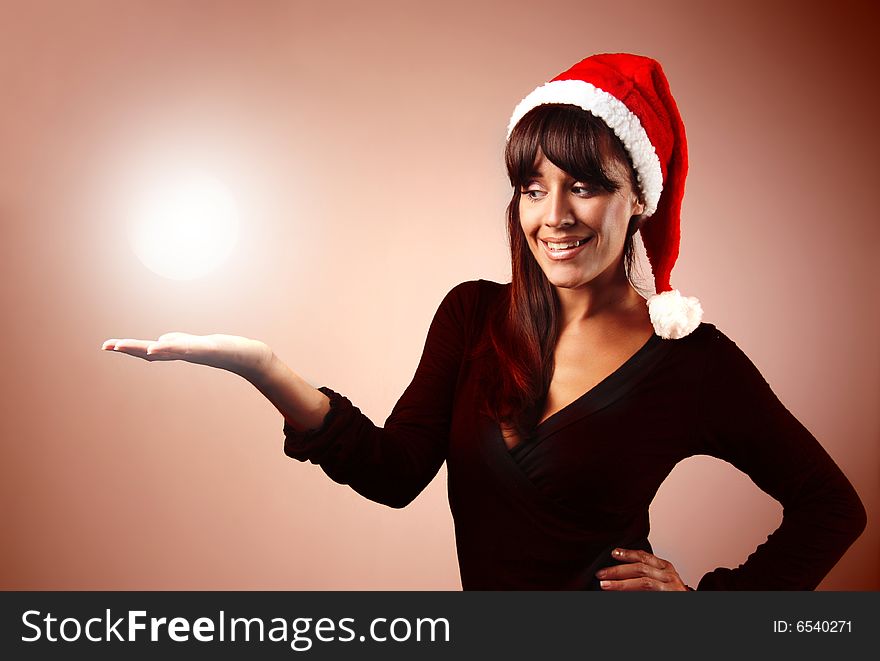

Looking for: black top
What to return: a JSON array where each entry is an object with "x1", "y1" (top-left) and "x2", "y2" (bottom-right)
[{"x1": 283, "y1": 280, "x2": 867, "y2": 590}]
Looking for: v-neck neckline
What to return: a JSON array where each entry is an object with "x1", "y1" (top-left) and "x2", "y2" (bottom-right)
[
  {"x1": 507, "y1": 331, "x2": 671, "y2": 456},
  {"x1": 537, "y1": 331, "x2": 661, "y2": 428}
]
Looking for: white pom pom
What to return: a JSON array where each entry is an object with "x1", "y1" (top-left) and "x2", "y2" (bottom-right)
[{"x1": 647, "y1": 289, "x2": 703, "y2": 340}]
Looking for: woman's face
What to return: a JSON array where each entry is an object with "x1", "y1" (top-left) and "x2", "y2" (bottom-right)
[{"x1": 518, "y1": 148, "x2": 644, "y2": 292}]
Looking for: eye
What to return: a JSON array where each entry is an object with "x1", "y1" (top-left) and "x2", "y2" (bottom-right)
[
  {"x1": 520, "y1": 186, "x2": 546, "y2": 201},
  {"x1": 572, "y1": 184, "x2": 596, "y2": 197}
]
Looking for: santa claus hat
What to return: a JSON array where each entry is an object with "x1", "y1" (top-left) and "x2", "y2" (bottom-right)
[{"x1": 506, "y1": 53, "x2": 702, "y2": 340}]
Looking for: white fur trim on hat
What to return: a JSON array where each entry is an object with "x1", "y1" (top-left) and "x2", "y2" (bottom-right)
[
  {"x1": 647, "y1": 289, "x2": 703, "y2": 339},
  {"x1": 507, "y1": 79, "x2": 663, "y2": 216}
]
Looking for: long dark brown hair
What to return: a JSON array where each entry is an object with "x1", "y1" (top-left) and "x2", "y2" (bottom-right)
[{"x1": 475, "y1": 103, "x2": 645, "y2": 439}]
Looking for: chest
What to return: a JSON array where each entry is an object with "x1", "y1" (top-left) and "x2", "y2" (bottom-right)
[
  {"x1": 540, "y1": 331, "x2": 651, "y2": 424},
  {"x1": 499, "y1": 326, "x2": 654, "y2": 449}
]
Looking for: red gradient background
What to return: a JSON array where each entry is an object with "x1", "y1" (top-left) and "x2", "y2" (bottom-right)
[{"x1": 1, "y1": 0, "x2": 877, "y2": 589}]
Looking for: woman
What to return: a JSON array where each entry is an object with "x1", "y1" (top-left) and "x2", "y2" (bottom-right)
[{"x1": 103, "y1": 53, "x2": 866, "y2": 590}]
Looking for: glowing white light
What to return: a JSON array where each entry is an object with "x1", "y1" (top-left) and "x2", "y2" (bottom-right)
[{"x1": 128, "y1": 170, "x2": 239, "y2": 280}]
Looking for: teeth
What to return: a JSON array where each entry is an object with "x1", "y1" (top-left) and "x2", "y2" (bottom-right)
[{"x1": 545, "y1": 239, "x2": 586, "y2": 250}]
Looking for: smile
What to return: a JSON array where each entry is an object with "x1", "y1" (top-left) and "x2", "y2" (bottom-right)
[{"x1": 540, "y1": 237, "x2": 592, "y2": 260}]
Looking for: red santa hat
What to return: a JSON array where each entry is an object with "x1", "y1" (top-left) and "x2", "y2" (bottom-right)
[{"x1": 506, "y1": 53, "x2": 702, "y2": 340}]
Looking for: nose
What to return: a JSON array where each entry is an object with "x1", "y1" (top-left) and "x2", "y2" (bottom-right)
[{"x1": 545, "y1": 189, "x2": 574, "y2": 227}]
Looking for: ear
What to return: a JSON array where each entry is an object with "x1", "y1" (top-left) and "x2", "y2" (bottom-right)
[
  {"x1": 627, "y1": 213, "x2": 646, "y2": 237},
  {"x1": 632, "y1": 197, "x2": 646, "y2": 216}
]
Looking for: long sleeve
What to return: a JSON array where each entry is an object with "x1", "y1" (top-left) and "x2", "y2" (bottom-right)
[
  {"x1": 693, "y1": 328, "x2": 867, "y2": 590},
  {"x1": 282, "y1": 280, "x2": 478, "y2": 509}
]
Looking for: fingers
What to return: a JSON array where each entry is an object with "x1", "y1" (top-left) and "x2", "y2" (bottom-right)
[
  {"x1": 596, "y1": 548, "x2": 685, "y2": 592},
  {"x1": 101, "y1": 338, "x2": 180, "y2": 361},
  {"x1": 610, "y1": 547, "x2": 669, "y2": 570},
  {"x1": 596, "y1": 561, "x2": 670, "y2": 589},
  {"x1": 598, "y1": 576, "x2": 668, "y2": 591}
]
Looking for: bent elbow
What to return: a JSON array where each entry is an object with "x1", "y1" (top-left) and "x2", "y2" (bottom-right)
[
  {"x1": 352, "y1": 479, "x2": 425, "y2": 510},
  {"x1": 377, "y1": 481, "x2": 426, "y2": 509},
  {"x1": 847, "y1": 493, "x2": 868, "y2": 542},
  {"x1": 383, "y1": 493, "x2": 417, "y2": 509},
  {"x1": 826, "y1": 478, "x2": 869, "y2": 546}
]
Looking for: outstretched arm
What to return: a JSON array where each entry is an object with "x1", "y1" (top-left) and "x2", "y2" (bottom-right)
[{"x1": 102, "y1": 280, "x2": 481, "y2": 509}]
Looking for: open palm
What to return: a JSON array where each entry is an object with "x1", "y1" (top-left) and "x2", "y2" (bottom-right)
[{"x1": 102, "y1": 332, "x2": 272, "y2": 380}]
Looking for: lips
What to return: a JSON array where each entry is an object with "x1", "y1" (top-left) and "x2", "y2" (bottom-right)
[
  {"x1": 542, "y1": 237, "x2": 590, "y2": 250},
  {"x1": 539, "y1": 236, "x2": 593, "y2": 261}
]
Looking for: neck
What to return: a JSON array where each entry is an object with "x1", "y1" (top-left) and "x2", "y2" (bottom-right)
[{"x1": 554, "y1": 264, "x2": 644, "y2": 328}]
